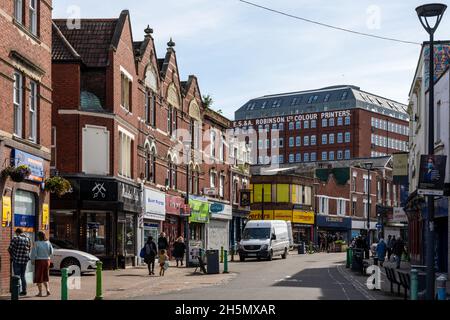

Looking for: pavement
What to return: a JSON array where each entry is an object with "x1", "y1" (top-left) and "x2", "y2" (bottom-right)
[{"x1": 0, "y1": 260, "x2": 236, "y2": 301}]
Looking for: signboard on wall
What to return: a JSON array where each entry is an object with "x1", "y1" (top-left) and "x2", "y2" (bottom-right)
[
  {"x1": 12, "y1": 149, "x2": 45, "y2": 183},
  {"x1": 2, "y1": 196, "x2": 12, "y2": 228},
  {"x1": 418, "y1": 155, "x2": 447, "y2": 196},
  {"x1": 240, "y1": 190, "x2": 251, "y2": 206},
  {"x1": 144, "y1": 188, "x2": 166, "y2": 221},
  {"x1": 189, "y1": 196, "x2": 209, "y2": 223},
  {"x1": 393, "y1": 153, "x2": 409, "y2": 185}
]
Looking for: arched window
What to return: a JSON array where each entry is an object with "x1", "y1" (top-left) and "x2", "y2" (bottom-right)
[
  {"x1": 190, "y1": 164, "x2": 200, "y2": 195},
  {"x1": 144, "y1": 66, "x2": 158, "y2": 126},
  {"x1": 167, "y1": 154, "x2": 177, "y2": 189},
  {"x1": 145, "y1": 145, "x2": 156, "y2": 183}
]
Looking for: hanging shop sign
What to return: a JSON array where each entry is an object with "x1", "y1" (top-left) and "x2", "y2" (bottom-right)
[
  {"x1": 2, "y1": 196, "x2": 12, "y2": 228},
  {"x1": 144, "y1": 188, "x2": 166, "y2": 221},
  {"x1": 80, "y1": 179, "x2": 118, "y2": 202},
  {"x1": 12, "y1": 149, "x2": 45, "y2": 183},
  {"x1": 189, "y1": 196, "x2": 209, "y2": 223},
  {"x1": 165, "y1": 194, "x2": 185, "y2": 216},
  {"x1": 42, "y1": 203, "x2": 49, "y2": 230},
  {"x1": 240, "y1": 190, "x2": 251, "y2": 206},
  {"x1": 209, "y1": 202, "x2": 232, "y2": 220},
  {"x1": 418, "y1": 155, "x2": 447, "y2": 196}
]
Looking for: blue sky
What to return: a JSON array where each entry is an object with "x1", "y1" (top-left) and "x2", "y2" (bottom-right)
[{"x1": 53, "y1": 0, "x2": 450, "y2": 120}]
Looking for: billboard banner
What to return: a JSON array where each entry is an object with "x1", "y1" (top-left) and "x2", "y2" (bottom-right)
[
  {"x1": 393, "y1": 153, "x2": 409, "y2": 185},
  {"x1": 418, "y1": 155, "x2": 447, "y2": 196}
]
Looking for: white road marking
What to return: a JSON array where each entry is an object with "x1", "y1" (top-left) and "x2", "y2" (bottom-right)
[
  {"x1": 336, "y1": 265, "x2": 376, "y2": 300},
  {"x1": 328, "y1": 267, "x2": 350, "y2": 300}
]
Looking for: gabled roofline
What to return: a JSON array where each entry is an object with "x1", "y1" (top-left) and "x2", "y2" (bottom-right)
[{"x1": 52, "y1": 21, "x2": 82, "y2": 60}]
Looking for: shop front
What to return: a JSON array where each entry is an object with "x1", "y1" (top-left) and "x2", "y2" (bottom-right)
[
  {"x1": 207, "y1": 202, "x2": 232, "y2": 250},
  {"x1": 187, "y1": 196, "x2": 209, "y2": 266},
  {"x1": 164, "y1": 194, "x2": 185, "y2": 255},
  {"x1": 292, "y1": 210, "x2": 315, "y2": 243},
  {"x1": 1, "y1": 148, "x2": 49, "y2": 294},
  {"x1": 50, "y1": 177, "x2": 141, "y2": 269},
  {"x1": 230, "y1": 208, "x2": 249, "y2": 250},
  {"x1": 351, "y1": 219, "x2": 378, "y2": 243},
  {"x1": 142, "y1": 187, "x2": 166, "y2": 259},
  {"x1": 317, "y1": 215, "x2": 352, "y2": 244}
]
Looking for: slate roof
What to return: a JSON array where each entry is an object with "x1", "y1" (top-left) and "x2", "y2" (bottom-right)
[
  {"x1": 235, "y1": 85, "x2": 409, "y2": 121},
  {"x1": 52, "y1": 22, "x2": 81, "y2": 61},
  {"x1": 52, "y1": 18, "x2": 119, "y2": 67}
]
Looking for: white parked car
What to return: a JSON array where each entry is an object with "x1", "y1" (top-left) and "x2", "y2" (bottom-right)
[{"x1": 50, "y1": 239, "x2": 99, "y2": 273}]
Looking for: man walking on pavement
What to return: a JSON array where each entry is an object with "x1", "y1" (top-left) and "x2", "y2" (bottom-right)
[
  {"x1": 8, "y1": 228, "x2": 31, "y2": 296},
  {"x1": 158, "y1": 232, "x2": 169, "y2": 251},
  {"x1": 393, "y1": 236, "x2": 405, "y2": 269}
]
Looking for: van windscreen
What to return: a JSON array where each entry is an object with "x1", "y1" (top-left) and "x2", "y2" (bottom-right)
[{"x1": 243, "y1": 228, "x2": 271, "y2": 240}]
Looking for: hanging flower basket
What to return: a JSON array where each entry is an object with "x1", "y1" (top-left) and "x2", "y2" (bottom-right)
[
  {"x1": 44, "y1": 176, "x2": 72, "y2": 197},
  {"x1": 1, "y1": 165, "x2": 31, "y2": 182}
]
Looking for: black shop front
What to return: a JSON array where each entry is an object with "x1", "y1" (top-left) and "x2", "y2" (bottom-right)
[{"x1": 50, "y1": 176, "x2": 141, "y2": 269}]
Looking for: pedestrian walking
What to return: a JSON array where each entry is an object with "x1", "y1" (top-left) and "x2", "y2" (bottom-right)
[
  {"x1": 8, "y1": 228, "x2": 31, "y2": 296},
  {"x1": 386, "y1": 235, "x2": 392, "y2": 261},
  {"x1": 144, "y1": 236, "x2": 157, "y2": 275},
  {"x1": 173, "y1": 237, "x2": 186, "y2": 267},
  {"x1": 158, "y1": 249, "x2": 169, "y2": 276},
  {"x1": 158, "y1": 232, "x2": 169, "y2": 251},
  {"x1": 393, "y1": 237, "x2": 405, "y2": 269},
  {"x1": 376, "y1": 238, "x2": 387, "y2": 267},
  {"x1": 30, "y1": 231, "x2": 53, "y2": 297},
  {"x1": 390, "y1": 236, "x2": 397, "y2": 262}
]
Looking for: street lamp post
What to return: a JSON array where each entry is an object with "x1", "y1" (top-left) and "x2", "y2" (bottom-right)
[
  {"x1": 363, "y1": 162, "x2": 373, "y2": 257},
  {"x1": 183, "y1": 140, "x2": 192, "y2": 268},
  {"x1": 416, "y1": 3, "x2": 447, "y2": 300}
]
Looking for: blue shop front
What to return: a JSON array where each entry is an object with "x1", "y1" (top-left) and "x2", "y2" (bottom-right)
[{"x1": 316, "y1": 215, "x2": 352, "y2": 244}]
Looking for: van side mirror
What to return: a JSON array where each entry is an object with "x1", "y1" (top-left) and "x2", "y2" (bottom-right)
[{"x1": 271, "y1": 234, "x2": 276, "y2": 240}]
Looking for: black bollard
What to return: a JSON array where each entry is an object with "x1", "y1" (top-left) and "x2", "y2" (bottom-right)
[{"x1": 11, "y1": 276, "x2": 20, "y2": 300}]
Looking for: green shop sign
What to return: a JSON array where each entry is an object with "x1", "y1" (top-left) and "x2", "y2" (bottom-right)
[{"x1": 189, "y1": 197, "x2": 209, "y2": 223}]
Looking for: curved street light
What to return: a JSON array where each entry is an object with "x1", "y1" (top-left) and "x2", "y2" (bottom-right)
[{"x1": 415, "y1": 3, "x2": 447, "y2": 301}]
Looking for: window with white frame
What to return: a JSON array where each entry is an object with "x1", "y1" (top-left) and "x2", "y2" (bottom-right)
[
  {"x1": 29, "y1": 0, "x2": 37, "y2": 35},
  {"x1": 13, "y1": 71, "x2": 23, "y2": 137},
  {"x1": 219, "y1": 174, "x2": 225, "y2": 197},
  {"x1": 210, "y1": 130, "x2": 216, "y2": 158},
  {"x1": 311, "y1": 135, "x2": 316, "y2": 145},
  {"x1": 29, "y1": 80, "x2": 38, "y2": 142},
  {"x1": 14, "y1": 0, "x2": 23, "y2": 24},
  {"x1": 319, "y1": 197, "x2": 329, "y2": 214},
  {"x1": 345, "y1": 132, "x2": 350, "y2": 143},
  {"x1": 120, "y1": 71, "x2": 132, "y2": 111},
  {"x1": 210, "y1": 171, "x2": 217, "y2": 188},
  {"x1": 337, "y1": 199, "x2": 346, "y2": 216},
  {"x1": 219, "y1": 135, "x2": 224, "y2": 162},
  {"x1": 145, "y1": 90, "x2": 156, "y2": 126},
  {"x1": 119, "y1": 131, "x2": 133, "y2": 178},
  {"x1": 329, "y1": 133, "x2": 335, "y2": 144}
]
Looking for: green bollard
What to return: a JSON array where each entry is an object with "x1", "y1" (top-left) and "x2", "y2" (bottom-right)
[
  {"x1": 223, "y1": 250, "x2": 229, "y2": 273},
  {"x1": 95, "y1": 261, "x2": 103, "y2": 300},
  {"x1": 410, "y1": 269, "x2": 418, "y2": 300},
  {"x1": 348, "y1": 247, "x2": 353, "y2": 267},
  {"x1": 61, "y1": 268, "x2": 68, "y2": 300},
  {"x1": 220, "y1": 246, "x2": 224, "y2": 263}
]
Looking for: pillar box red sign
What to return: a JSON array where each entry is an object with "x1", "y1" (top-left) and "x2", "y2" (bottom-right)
[{"x1": 165, "y1": 194, "x2": 185, "y2": 216}]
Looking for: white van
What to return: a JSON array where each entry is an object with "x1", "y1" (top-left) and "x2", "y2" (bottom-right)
[{"x1": 238, "y1": 220, "x2": 290, "y2": 261}]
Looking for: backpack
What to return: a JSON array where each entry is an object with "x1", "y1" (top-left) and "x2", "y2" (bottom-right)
[{"x1": 139, "y1": 247, "x2": 146, "y2": 258}]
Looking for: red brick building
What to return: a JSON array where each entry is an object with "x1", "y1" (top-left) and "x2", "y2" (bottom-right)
[
  {"x1": 314, "y1": 157, "x2": 404, "y2": 244},
  {"x1": 51, "y1": 11, "x2": 144, "y2": 269},
  {"x1": 50, "y1": 10, "x2": 248, "y2": 268},
  {"x1": 0, "y1": 0, "x2": 53, "y2": 294},
  {"x1": 233, "y1": 85, "x2": 409, "y2": 164}
]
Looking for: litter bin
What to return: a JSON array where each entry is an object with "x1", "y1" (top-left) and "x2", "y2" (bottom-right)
[
  {"x1": 206, "y1": 250, "x2": 220, "y2": 274},
  {"x1": 298, "y1": 242, "x2": 305, "y2": 254},
  {"x1": 351, "y1": 249, "x2": 364, "y2": 273}
]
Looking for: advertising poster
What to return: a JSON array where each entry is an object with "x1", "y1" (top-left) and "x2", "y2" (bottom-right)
[
  {"x1": 2, "y1": 196, "x2": 12, "y2": 228},
  {"x1": 42, "y1": 203, "x2": 49, "y2": 230},
  {"x1": 418, "y1": 155, "x2": 447, "y2": 195}
]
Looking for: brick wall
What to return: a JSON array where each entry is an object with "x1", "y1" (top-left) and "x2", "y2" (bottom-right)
[{"x1": 0, "y1": 0, "x2": 52, "y2": 295}]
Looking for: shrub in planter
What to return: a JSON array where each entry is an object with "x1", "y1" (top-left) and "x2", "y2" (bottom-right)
[
  {"x1": 44, "y1": 176, "x2": 72, "y2": 197},
  {"x1": 1, "y1": 165, "x2": 31, "y2": 182}
]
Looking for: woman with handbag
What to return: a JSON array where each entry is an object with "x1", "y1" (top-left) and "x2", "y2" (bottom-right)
[{"x1": 30, "y1": 231, "x2": 53, "y2": 297}]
